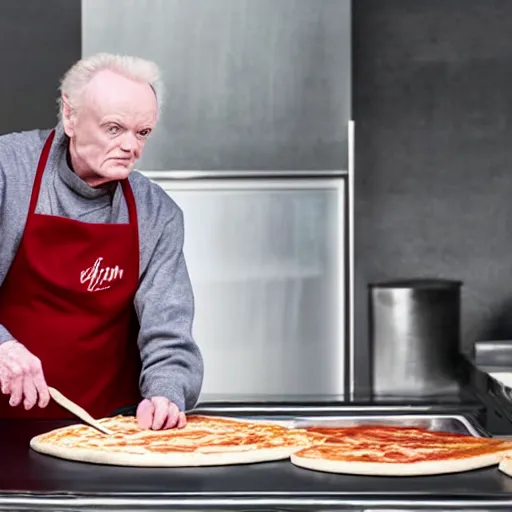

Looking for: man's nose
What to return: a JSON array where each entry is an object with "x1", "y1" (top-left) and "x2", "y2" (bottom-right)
[{"x1": 120, "y1": 132, "x2": 139, "y2": 153}]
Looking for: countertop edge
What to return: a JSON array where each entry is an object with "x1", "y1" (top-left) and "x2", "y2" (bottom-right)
[{"x1": 2, "y1": 492, "x2": 512, "y2": 510}]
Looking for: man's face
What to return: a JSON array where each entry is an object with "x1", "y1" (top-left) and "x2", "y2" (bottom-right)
[{"x1": 62, "y1": 69, "x2": 158, "y2": 187}]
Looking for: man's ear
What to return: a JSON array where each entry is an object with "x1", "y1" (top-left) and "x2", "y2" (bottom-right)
[{"x1": 61, "y1": 95, "x2": 75, "y2": 137}]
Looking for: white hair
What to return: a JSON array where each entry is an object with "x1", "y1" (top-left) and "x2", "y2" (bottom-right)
[{"x1": 57, "y1": 52, "x2": 164, "y2": 118}]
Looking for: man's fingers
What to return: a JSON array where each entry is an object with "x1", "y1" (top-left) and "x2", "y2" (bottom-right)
[
  {"x1": 151, "y1": 397, "x2": 173, "y2": 430},
  {"x1": 31, "y1": 369, "x2": 50, "y2": 408},
  {"x1": 8, "y1": 368, "x2": 23, "y2": 407},
  {"x1": 0, "y1": 380, "x2": 9, "y2": 395},
  {"x1": 0, "y1": 341, "x2": 50, "y2": 409},
  {"x1": 162, "y1": 402, "x2": 180, "y2": 430},
  {"x1": 0, "y1": 369, "x2": 10, "y2": 395},
  {"x1": 137, "y1": 398, "x2": 184, "y2": 430},
  {"x1": 176, "y1": 411, "x2": 187, "y2": 429},
  {"x1": 136, "y1": 398, "x2": 154, "y2": 429},
  {"x1": 22, "y1": 377, "x2": 38, "y2": 410}
]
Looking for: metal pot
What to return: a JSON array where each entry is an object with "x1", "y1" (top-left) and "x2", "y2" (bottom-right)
[{"x1": 369, "y1": 278, "x2": 462, "y2": 397}]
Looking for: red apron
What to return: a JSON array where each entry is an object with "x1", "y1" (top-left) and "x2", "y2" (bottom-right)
[{"x1": 0, "y1": 130, "x2": 142, "y2": 419}]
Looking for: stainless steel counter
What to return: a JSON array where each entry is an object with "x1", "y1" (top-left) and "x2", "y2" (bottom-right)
[{"x1": 1, "y1": 404, "x2": 512, "y2": 511}]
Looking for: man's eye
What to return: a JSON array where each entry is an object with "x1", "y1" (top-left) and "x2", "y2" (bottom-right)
[
  {"x1": 139, "y1": 129, "x2": 151, "y2": 138},
  {"x1": 109, "y1": 125, "x2": 120, "y2": 135}
]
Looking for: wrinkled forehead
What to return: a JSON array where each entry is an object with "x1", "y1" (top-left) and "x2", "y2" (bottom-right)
[{"x1": 79, "y1": 69, "x2": 158, "y2": 127}]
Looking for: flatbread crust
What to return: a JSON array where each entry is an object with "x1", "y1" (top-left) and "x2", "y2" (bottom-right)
[
  {"x1": 290, "y1": 426, "x2": 512, "y2": 476},
  {"x1": 30, "y1": 414, "x2": 309, "y2": 467},
  {"x1": 498, "y1": 455, "x2": 512, "y2": 476}
]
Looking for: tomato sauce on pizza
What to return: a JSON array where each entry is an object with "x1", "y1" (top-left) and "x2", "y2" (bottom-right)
[{"x1": 29, "y1": 414, "x2": 512, "y2": 475}]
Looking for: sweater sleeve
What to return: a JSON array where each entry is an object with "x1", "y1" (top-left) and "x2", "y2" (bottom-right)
[
  {"x1": 133, "y1": 206, "x2": 203, "y2": 412},
  {"x1": 0, "y1": 156, "x2": 15, "y2": 345},
  {"x1": 0, "y1": 325, "x2": 14, "y2": 344}
]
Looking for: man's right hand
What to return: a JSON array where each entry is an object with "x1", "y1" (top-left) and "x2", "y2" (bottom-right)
[{"x1": 0, "y1": 340, "x2": 50, "y2": 410}]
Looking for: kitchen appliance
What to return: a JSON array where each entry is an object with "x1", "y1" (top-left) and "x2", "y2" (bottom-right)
[
  {"x1": 466, "y1": 340, "x2": 512, "y2": 431},
  {"x1": 142, "y1": 174, "x2": 346, "y2": 400},
  {"x1": 369, "y1": 278, "x2": 462, "y2": 398}
]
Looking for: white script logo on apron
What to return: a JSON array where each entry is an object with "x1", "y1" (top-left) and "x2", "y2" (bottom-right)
[{"x1": 80, "y1": 257, "x2": 124, "y2": 292}]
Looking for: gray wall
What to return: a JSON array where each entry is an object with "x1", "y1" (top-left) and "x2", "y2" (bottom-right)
[
  {"x1": 0, "y1": 0, "x2": 81, "y2": 135},
  {"x1": 353, "y1": 0, "x2": 512, "y2": 394}
]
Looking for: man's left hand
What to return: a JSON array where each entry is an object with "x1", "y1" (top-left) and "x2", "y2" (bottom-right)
[{"x1": 136, "y1": 397, "x2": 187, "y2": 430}]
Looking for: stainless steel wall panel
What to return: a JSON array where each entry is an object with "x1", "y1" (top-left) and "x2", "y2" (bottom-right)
[
  {"x1": 82, "y1": 0, "x2": 351, "y2": 171},
  {"x1": 146, "y1": 175, "x2": 346, "y2": 400}
]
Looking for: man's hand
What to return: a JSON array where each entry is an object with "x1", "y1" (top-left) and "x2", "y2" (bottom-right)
[
  {"x1": 0, "y1": 340, "x2": 50, "y2": 410},
  {"x1": 136, "y1": 397, "x2": 186, "y2": 430}
]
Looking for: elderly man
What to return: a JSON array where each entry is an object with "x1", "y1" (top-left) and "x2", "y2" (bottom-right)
[{"x1": 0, "y1": 53, "x2": 204, "y2": 430}]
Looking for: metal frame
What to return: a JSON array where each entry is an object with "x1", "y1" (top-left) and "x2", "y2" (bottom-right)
[
  {"x1": 346, "y1": 120, "x2": 355, "y2": 400},
  {"x1": 141, "y1": 169, "x2": 350, "y2": 401},
  {"x1": 3, "y1": 495, "x2": 512, "y2": 510},
  {"x1": 141, "y1": 170, "x2": 347, "y2": 180}
]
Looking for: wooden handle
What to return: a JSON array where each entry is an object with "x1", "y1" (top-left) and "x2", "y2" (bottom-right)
[{"x1": 48, "y1": 387, "x2": 113, "y2": 435}]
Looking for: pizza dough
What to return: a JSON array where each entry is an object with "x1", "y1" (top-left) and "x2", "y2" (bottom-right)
[
  {"x1": 291, "y1": 443, "x2": 512, "y2": 476},
  {"x1": 30, "y1": 415, "x2": 512, "y2": 475},
  {"x1": 290, "y1": 426, "x2": 512, "y2": 476},
  {"x1": 29, "y1": 414, "x2": 310, "y2": 467},
  {"x1": 498, "y1": 455, "x2": 512, "y2": 477}
]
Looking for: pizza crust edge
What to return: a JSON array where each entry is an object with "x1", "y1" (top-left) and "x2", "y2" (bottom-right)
[
  {"x1": 290, "y1": 447, "x2": 512, "y2": 476},
  {"x1": 29, "y1": 434, "x2": 298, "y2": 467},
  {"x1": 498, "y1": 455, "x2": 512, "y2": 476}
]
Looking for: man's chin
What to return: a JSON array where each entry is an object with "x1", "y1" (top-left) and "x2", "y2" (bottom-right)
[
  {"x1": 88, "y1": 165, "x2": 134, "y2": 188},
  {"x1": 109, "y1": 165, "x2": 133, "y2": 181}
]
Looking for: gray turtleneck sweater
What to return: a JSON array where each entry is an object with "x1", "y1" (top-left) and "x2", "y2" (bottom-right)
[{"x1": 0, "y1": 125, "x2": 203, "y2": 411}]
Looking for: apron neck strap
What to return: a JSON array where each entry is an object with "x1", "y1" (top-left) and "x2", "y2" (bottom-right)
[{"x1": 28, "y1": 130, "x2": 55, "y2": 215}]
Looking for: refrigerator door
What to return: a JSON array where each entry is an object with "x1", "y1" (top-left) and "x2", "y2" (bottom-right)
[{"x1": 145, "y1": 174, "x2": 346, "y2": 401}]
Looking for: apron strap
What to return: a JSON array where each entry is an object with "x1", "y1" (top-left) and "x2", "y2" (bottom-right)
[
  {"x1": 120, "y1": 178, "x2": 140, "y2": 275},
  {"x1": 27, "y1": 130, "x2": 56, "y2": 216}
]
